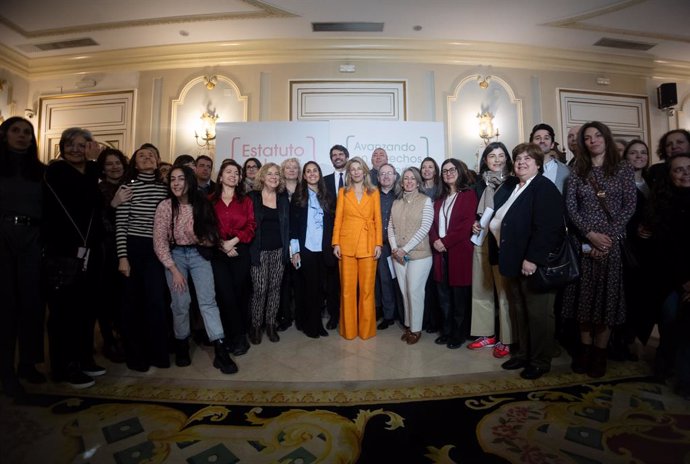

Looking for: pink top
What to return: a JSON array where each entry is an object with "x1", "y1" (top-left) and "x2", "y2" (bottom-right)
[{"x1": 153, "y1": 200, "x2": 197, "y2": 269}]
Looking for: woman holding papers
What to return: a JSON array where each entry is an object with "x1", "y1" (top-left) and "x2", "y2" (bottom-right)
[{"x1": 468, "y1": 142, "x2": 515, "y2": 358}]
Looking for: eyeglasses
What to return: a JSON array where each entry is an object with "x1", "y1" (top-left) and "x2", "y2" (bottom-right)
[
  {"x1": 441, "y1": 167, "x2": 457, "y2": 175},
  {"x1": 65, "y1": 143, "x2": 86, "y2": 151},
  {"x1": 245, "y1": 165, "x2": 258, "y2": 170},
  {"x1": 379, "y1": 172, "x2": 395, "y2": 177}
]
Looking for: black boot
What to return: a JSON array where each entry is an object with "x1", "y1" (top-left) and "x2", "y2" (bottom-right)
[
  {"x1": 213, "y1": 339, "x2": 238, "y2": 374},
  {"x1": 174, "y1": 338, "x2": 191, "y2": 367},
  {"x1": 571, "y1": 343, "x2": 591, "y2": 374},
  {"x1": 266, "y1": 325, "x2": 280, "y2": 343},
  {"x1": 232, "y1": 334, "x2": 250, "y2": 356},
  {"x1": 588, "y1": 346, "x2": 607, "y2": 378},
  {"x1": 249, "y1": 326, "x2": 262, "y2": 345}
]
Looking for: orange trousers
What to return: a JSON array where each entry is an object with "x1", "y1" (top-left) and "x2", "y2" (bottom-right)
[{"x1": 339, "y1": 255, "x2": 377, "y2": 340}]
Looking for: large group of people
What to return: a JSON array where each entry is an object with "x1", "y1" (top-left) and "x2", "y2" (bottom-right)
[{"x1": 1, "y1": 117, "x2": 689, "y2": 399}]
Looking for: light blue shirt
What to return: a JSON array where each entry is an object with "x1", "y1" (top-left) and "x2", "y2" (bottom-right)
[{"x1": 290, "y1": 189, "x2": 324, "y2": 254}]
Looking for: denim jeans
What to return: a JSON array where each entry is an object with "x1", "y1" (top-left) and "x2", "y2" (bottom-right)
[{"x1": 166, "y1": 246, "x2": 224, "y2": 341}]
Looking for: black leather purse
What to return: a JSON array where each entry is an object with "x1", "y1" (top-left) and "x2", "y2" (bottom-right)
[{"x1": 528, "y1": 227, "x2": 580, "y2": 292}]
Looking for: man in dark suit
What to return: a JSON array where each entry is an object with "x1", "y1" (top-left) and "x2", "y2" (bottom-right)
[
  {"x1": 196, "y1": 155, "x2": 216, "y2": 195},
  {"x1": 322, "y1": 145, "x2": 349, "y2": 329}
]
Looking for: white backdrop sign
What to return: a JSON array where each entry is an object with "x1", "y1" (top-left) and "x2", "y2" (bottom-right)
[
  {"x1": 215, "y1": 121, "x2": 445, "y2": 175},
  {"x1": 215, "y1": 121, "x2": 330, "y2": 168},
  {"x1": 330, "y1": 121, "x2": 445, "y2": 174}
]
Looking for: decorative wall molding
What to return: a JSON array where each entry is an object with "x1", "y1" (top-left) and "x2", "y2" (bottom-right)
[
  {"x1": 38, "y1": 90, "x2": 136, "y2": 161},
  {"x1": 558, "y1": 89, "x2": 650, "y2": 146},
  {"x1": 290, "y1": 80, "x2": 406, "y2": 121},
  {"x1": 4, "y1": 40, "x2": 690, "y2": 80},
  {"x1": 170, "y1": 75, "x2": 248, "y2": 160},
  {"x1": 447, "y1": 74, "x2": 523, "y2": 169}
]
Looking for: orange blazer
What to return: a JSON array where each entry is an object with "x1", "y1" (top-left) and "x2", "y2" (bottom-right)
[{"x1": 332, "y1": 187, "x2": 383, "y2": 258}]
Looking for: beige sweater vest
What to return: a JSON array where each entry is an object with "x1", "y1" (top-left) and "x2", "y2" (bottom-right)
[{"x1": 390, "y1": 191, "x2": 432, "y2": 260}]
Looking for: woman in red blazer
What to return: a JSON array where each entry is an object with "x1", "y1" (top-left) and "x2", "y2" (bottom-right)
[
  {"x1": 332, "y1": 157, "x2": 383, "y2": 340},
  {"x1": 429, "y1": 159, "x2": 478, "y2": 349}
]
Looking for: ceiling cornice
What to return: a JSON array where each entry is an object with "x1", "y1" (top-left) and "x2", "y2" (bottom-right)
[
  {"x1": 2, "y1": 39, "x2": 690, "y2": 80},
  {"x1": 0, "y1": 0, "x2": 295, "y2": 37}
]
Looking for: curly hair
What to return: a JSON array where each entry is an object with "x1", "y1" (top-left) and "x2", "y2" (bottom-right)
[
  {"x1": 656, "y1": 129, "x2": 690, "y2": 160},
  {"x1": 253, "y1": 162, "x2": 285, "y2": 192}
]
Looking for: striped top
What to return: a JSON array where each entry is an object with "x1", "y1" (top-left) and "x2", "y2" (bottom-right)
[{"x1": 115, "y1": 172, "x2": 169, "y2": 258}]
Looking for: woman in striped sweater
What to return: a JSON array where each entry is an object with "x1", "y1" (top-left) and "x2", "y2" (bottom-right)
[{"x1": 115, "y1": 145, "x2": 169, "y2": 372}]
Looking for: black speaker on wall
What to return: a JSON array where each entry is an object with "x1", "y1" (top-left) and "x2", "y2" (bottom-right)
[{"x1": 657, "y1": 83, "x2": 678, "y2": 109}]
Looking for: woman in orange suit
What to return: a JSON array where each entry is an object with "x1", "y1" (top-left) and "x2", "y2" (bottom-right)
[{"x1": 332, "y1": 157, "x2": 383, "y2": 340}]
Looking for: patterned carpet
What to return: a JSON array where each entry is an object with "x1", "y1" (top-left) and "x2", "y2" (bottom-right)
[{"x1": 2, "y1": 361, "x2": 689, "y2": 463}]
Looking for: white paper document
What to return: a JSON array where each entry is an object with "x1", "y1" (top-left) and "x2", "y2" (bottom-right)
[{"x1": 470, "y1": 207, "x2": 494, "y2": 246}]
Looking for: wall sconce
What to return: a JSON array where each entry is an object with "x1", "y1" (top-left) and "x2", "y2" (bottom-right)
[
  {"x1": 478, "y1": 75, "x2": 491, "y2": 89},
  {"x1": 204, "y1": 75, "x2": 217, "y2": 90},
  {"x1": 194, "y1": 111, "x2": 219, "y2": 148},
  {"x1": 477, "y1": 111, "x2": 499, "y2": 145},
  {"x1": 24, "y1": 108, "x2": 35, "y2": 119}
]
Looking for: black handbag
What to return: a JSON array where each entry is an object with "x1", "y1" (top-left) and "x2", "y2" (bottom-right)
[
  {"x1": 528, "y1": 232, "x2": 580, "y2": 292},
  {"x1": 44, "y1": 255, "x2": 83, "y2": 290}
]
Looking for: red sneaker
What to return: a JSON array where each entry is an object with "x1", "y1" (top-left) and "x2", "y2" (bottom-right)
[
  {"x1": 492, "y1": 342, "x2": 510, "y2": 358},
  {"x1": 467, "y1": 336, "x2": 496, "y2": 350}
]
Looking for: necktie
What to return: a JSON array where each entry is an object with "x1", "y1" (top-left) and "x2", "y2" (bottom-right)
[{"x1": 338, "y1": 172, "x2": 344, "y2": 190}]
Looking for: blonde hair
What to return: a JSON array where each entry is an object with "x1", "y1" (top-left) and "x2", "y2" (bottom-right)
[
  {"x1": 344, "y1": 156, "x2": 376, "y2": 194},
  {"x1": 253, "y1": 162, "x2": 285, "y2": 192},
  {"x1": 280, "y1": 157, "x2": 301, "y2": 181}
]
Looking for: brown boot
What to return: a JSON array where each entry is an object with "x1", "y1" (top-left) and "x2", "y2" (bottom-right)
[
  {"x1": 587, "y1": 346, "x2": 607, "y2": 378},
  {"x1": 571, "y1": 343, "x2": 591, "y2": 374}
]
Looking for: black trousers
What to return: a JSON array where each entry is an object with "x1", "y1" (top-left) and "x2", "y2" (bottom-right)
[
  {"x1": 121, "y1": 236, "x2": 169, "y2": 367},
  {"x1": 296, "y1": 248, "x2": 328, "y2": 337},
  {"x1": 0, "y1": 223, "x2": 44, "y2": 374},
  {"x1": 325, "y1": 262, "x2": 340, "y2": 322},
  {"x1": 46, "y1": 245, "x2": 103, "y2": 375},
  {"x1": 436, "y1": 254, "x2": 471, "y2": 341},
  {"x1": 211, "y1": 245, "x2": 251, "y2": 339}
]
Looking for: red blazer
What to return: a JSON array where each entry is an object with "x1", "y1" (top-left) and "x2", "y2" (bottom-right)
[{"x1": 429, "y1": 189, "x2": 478, "y2": 287}]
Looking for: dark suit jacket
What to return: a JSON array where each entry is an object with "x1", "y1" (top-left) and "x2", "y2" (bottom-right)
[
  {"x1": 429, "y1": 189, "x2": 478, "y2": 287},
  {"x1": 289, "y1": 192, "x2": 336, "y2": 267},
  {"x1": 324, "y1": 171, "x2": 346, "y2": 201},
  {"x1": 198, "y1": 179, "x2": 216, "y2": 196},
  {"x1": 495, "y1": 174, "x2": 565, "y2": 278},
  {"x1": 248, "y1": 190, "x2": 290, "y2": 266}
]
